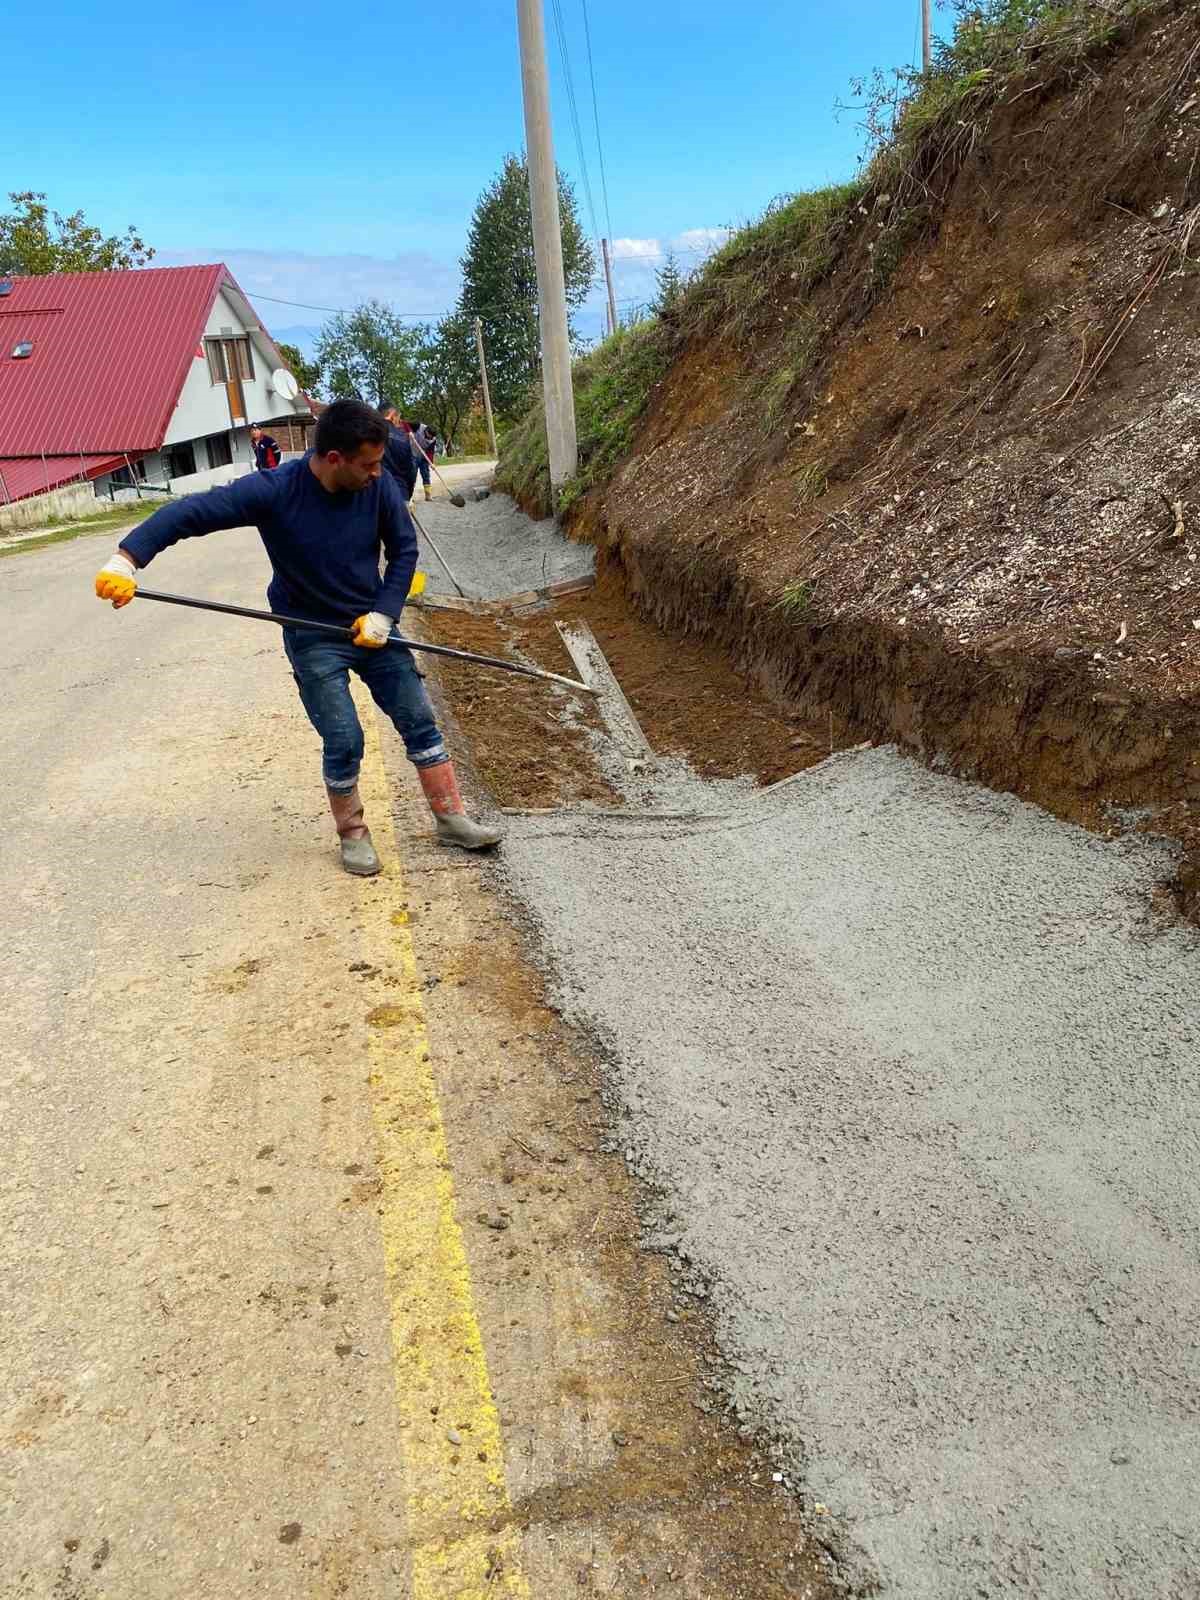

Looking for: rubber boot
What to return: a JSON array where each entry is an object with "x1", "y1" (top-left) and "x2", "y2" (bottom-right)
[
  {"x1": 326, "y1": 785, "x2": 381, "y2": 876},
  {"x1": 417, "y1": 760, "x2": 502, "y2": 850},
  {"x1": 423, "y1": 484, "x2": 433, "y2": 501}
]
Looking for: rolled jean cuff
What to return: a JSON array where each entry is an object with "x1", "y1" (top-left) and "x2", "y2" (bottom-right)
[
  {"x1": 324, "y1": 774, "x2": 360, "y2": 794},
  {"x1": 409, "y1": 742, "x2": 448, "y2": 769}
]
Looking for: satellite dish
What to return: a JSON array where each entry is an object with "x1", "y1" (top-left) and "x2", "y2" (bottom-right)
[{"x1": 271, "y1": 367, "x2": 300, "y2": 401}]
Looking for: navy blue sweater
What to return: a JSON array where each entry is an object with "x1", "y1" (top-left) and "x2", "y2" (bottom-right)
[
  {"x1": 122, "y1": 455, "x2": 418, "y2": 627},
  {"x1": 382, "y1": 424, "x2": 417, "y2": 500}
]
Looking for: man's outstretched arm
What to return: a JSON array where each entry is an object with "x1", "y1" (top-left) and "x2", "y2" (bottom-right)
[{"x1": 94, "y1": 472, "x2": 276, "y2": 608}]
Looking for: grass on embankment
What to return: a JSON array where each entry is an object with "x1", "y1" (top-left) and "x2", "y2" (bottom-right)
[
  {"x1": 0, "y1": 501, "x2": 163, "y2": 560},
  {"x1": 495, "y1": 320, "x2": 670, "y2": 518}
]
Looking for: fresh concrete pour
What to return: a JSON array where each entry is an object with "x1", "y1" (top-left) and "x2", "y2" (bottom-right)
[
  {"x1": 497, "y1": 747, "x2": 1200, "y2": 1598},
  {"x1": 413, "y1": 482, "x2": 594, "y2": 600}
]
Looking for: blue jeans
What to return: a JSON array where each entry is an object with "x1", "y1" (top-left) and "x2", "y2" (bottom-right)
[
  {"x1": 416, "y1": 453, "x2": 431, "y2": 487},
  {"x1": 282, "y1": 627, "x2": 446, "y2": 793}
]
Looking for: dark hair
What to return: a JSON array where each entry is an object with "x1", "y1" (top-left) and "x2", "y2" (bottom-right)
[{"x1": 314, "y1": 398, "x2": 388, "y2": 457}]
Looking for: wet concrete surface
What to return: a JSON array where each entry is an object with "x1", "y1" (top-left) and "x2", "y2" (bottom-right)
[
  {"x1": 411, "y1": 480, "x2": 593, "y2": 600},
  {"x1": 495, "y1": 747, "x2": 1200, "y2": 1598}
]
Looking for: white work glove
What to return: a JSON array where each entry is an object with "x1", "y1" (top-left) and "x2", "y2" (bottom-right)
[
  {"x1": 94, "y1": 551, "x2": 138, "y2": 608},
  {"x1": 350, "y1": 611, "x2": 395, "y2": 649}
]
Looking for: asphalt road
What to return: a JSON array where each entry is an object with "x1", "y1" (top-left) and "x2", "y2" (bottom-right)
[
  {"x1": 0, "y1": 527, "x2": 417, "y2": 1597},
  {"x1": 15, "y1": 494, "x2": 1200, "y2": 1599},
  {"x1": 1, "y1": 511, "x2": 830, "y2": 1600}
]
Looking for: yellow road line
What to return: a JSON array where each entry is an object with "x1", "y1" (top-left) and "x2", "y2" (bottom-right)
[{"x1": 355, "y1": 698, "x2": 529, "y2": 1598}]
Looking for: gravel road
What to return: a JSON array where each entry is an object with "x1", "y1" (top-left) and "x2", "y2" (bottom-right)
[{"x1": 497, "y1": 747, "x2": 1200, "y2": 1598}]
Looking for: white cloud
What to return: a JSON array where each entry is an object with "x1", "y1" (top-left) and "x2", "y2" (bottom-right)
[
  {"x1": 153, "y1": 246, "x2": 460, "y2": 324},
  {"x1": 586, "y1": 225, "x2": 730, "y2": 330},
  {"x1": 672, "y1": 226, "x2": 731, "y2": 256},
  {"x1": 609, "y1": 237, "x2": 662, "y2": 261},
  {"x1": 158, "y1": 228, "x2": 732, "y2": 353}
]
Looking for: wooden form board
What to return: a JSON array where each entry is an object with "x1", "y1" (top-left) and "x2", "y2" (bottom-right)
[{"x1": 555, "y1": 619, "x2": 653, "y2": 760}]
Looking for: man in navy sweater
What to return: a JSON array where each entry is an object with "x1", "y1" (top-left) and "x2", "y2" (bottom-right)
[
  {"x1": 94, "y1": 398, "x2": 501, "y2": 874},
  {"x1": 378, "y1": 402, "x2": 417, "y2": 501}
]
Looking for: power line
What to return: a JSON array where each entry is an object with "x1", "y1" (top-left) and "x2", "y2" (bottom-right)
[
  {"x1": 580, "y1": 0, "x2": 614, "y2": 247},
  {"x1": 245, "y1": 289, "x2": 442, "y2": 318},
  {"x1": 548, "y1": 0, "x2": 602, "y2": 251},
  {"x1": 245, "y1": 286, "x2": 569, "y2": 321},
  {"x1": 241, "y1": 242, "x2": 723, "y2": 323}
]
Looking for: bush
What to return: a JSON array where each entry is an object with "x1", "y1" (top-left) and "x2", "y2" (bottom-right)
[
  {"x1": 681, "y1": 182, "x2": 865, "y2": 344},
  {"x1": 496, "y1": 322, "x2": 669, "y2": 518}
]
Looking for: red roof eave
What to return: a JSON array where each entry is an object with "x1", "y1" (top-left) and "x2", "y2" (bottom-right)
[{"x1": 0, "y1": 453, "x2": 133, "y2": 505}]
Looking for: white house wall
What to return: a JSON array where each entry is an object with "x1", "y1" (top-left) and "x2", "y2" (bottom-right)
[
  {"x1": 94, "y1": 450, "x2": 306, "y2": 503},
  {"x1": 161, "y1": 288, "x2": 307, "y2": 450}
]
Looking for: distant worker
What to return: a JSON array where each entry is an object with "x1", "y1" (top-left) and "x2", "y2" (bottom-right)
[
  {"x1": 410, "y1": 421, "x2": 437, "y2": 501},
  {"x1": 250, "y1": 423, "x2": 281, "y2": 471},
  {"x1": 378, "y1": 402, "x2": 418, "y2": 502},
  {"x1": 93, "y1": 399, "x2": 503, "y2": 872}
]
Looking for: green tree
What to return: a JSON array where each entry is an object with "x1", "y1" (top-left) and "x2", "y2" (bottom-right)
[
  {"x1": 314, "y1": 300, "x2": 422, "y2": 408},
  {"x1": 459, "y1": 154, "x2": 595, "y2": 417},
  {"x1": 412, "y1": 312, "x2": 480, "y2": 447},
  {"x1": 0, "y1": 191, "x2": 154, "y2": 275},
  {"x1": 651, "y1": 248, "x2": 685, "y2": 319},
  {"x1": 275, "y1": 340, "x2": 322, "y2": 396}
]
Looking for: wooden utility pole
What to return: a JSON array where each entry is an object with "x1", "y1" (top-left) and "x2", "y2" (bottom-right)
[
  {"x1": 921, "y1": 0, "x2": 932, "y2": 71},
  {"x1": 601, "y1": 238, "x2": 619, "y2": 339},
  {"x1": 516, "y1": 0, "x2": 578, "y2": 490},
  {"x1": 473, "y1": 316, "x2": 499, "y2": 458}
]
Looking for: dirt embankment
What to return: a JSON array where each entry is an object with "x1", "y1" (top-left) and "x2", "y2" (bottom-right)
[{"x1": 562, "y1": 3, "x2": 1200, "y2": 908}]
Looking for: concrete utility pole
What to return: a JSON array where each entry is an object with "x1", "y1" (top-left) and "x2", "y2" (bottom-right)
[
  {"x1": 473, "y1": 316, "x2": 499, "y2": 458},
  {"x1": 516, "y1": 0, "x2": 578, "y2": 490},
  {"x1": 921, "y1": 0, "x2": 932, "y2": 71},
  {"x1": 601, "y1": 239, "x2": 620, "y2": 340}
]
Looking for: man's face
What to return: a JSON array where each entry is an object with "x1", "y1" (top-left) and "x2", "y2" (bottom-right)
[
  {"x1": 250, "y1": 427, "x2": 261, "y2": 443},
  {"x1": 327, "y1": 441, "x2": 385, "y2": 492}
]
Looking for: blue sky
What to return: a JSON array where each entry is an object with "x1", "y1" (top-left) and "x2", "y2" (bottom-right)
[{"x1": 4, "y1": 0, "x2": 939, "y2": 352}]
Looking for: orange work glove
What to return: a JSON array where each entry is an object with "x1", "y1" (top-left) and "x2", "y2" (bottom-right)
[
  {"x1": 351, "y1": 611, "x2": 394, "y2": 648},
  {"x1": 95, "y1": 552, "x2": 138, "y2": 608}
]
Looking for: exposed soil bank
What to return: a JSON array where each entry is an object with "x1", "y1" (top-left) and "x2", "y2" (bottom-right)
[{"x1": 553, "y1": 4, "x2": 1200, "y2": 912}]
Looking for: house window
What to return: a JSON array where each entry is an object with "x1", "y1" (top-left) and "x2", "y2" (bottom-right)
[
  {"x1": 164, "y1": 442, "x2": 196, "y2": 479},
  {"x1": 205, "y1": 432, "x2": 233, "y2": 469},
  {"x1": 205, "y1": 336, "x2": 255, "y2": 385}
]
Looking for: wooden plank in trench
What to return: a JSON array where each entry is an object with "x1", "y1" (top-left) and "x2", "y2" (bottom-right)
[{"x1": 555, "y1": 619, "x2": 653, "y2": 760}]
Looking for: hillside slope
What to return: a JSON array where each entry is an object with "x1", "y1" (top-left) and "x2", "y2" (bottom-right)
[{"x1": 501, "y1": 0, "x2": 1200, "y2": 906}]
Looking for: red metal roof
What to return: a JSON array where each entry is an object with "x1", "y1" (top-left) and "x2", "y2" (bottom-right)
[
  {"x1": 0, "y1": 453, "x2": 128, "y2": 504},
  {"x1": 0, "y1": 264, "x2": 226, "y2": 457}
]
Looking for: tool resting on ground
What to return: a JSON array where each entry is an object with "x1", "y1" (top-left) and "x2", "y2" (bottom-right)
[{"x1": 410, "y1": 434, "x2": 467, "y2": 506}]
